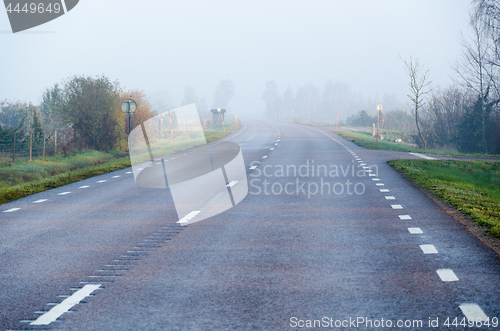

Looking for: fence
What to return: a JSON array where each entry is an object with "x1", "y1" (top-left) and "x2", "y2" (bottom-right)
[{"x1": 0, "y1": 132, "x2": 63, "y2": 163}]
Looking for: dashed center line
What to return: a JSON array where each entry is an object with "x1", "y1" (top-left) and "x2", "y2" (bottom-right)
[
  {"x1": 436, "y1": 269, "x2": 459, "y2": 282},
  {"x1": 3, "y1": 208, "x2": 20, "y2": 213},
  {"x1": 177, "y1": 210, "x2": 201, "y2": 224},
  {"x1": 227, "y1": 181, "x2": 238, "y2": 187},
  {"x1": 30, "y1": 284, "x2": 101, "y2": 326},
  {"x1": 33, "y1": 199, "x2": 48, "y2": 203},
  {"x1": 420, "y1": 244, "x2": 438, "y2": 254},
  {"x1": 408, "y1": 227, "x2": 423, "y2": 234}
]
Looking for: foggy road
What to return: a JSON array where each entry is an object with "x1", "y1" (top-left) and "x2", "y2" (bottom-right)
[{"x1": 1, "y1": 118, "x2": 499, "y2": 330}]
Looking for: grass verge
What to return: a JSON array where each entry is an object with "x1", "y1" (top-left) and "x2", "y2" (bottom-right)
[
  {"x1": 337, "y1": 130, "x2": 458, "y2": 154},
  {"x1": 389, "y1": 159, "x2": 500, "y2": 237},
  {"x1": 0, "y1": 130, "x2": 231, "y2": 205}
]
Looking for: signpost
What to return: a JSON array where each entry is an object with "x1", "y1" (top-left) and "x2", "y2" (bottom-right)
[
  {"x1": 121, "y1": 99, "x2": 137, "y2": 135},
  {"x1": 376, "y1": 104, "x2": 382, "y2": 146}
]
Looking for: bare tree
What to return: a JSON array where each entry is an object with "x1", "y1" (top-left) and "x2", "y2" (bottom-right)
[
  {"x1": 453, "y1": 13, "x2": 500, "y2": 153},
  {"x1": 402, "y1": 56, "x2": 432, "y2": 149}
]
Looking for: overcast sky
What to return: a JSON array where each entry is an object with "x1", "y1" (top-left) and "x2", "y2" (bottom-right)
[{"x1": 0, "y1": 0, "x2": 473, "y2": 117}]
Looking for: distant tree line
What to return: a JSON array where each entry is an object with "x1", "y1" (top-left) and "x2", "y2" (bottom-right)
[
  {"x1": 263, "y1": 1, "x2": 500, "y2": 155},
  {"x1": 0, "y1": 75, "x2": 155, "y2": 158},
  {"x1": 0, "y1": 76, "x2": 236, "y2": 160},
  {"x1": 261, "y1": 80, "x2": 404, "y2": 124}
]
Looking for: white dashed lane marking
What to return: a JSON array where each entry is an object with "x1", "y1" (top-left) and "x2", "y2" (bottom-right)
[
  {"x1": 112, "y1": 176, "x2": 121, "y2": 178},
  {"x1": 177, "y1": 210, "x2": 201, "y2": 224},
  {"x1": 459, "y1": 303, "x2": 488, "y2": 321},
  {"x1": 58, "y1": 192, "x2": 71, "y2": 196},
  {"x1": 3, "y1": 208, "x2": 20, "y2": 213},
  {"x1": 249, "y1": 166, "x2": 257, "y2": 170},
  {"x1": 391, "y1": 205, "x2": 403, "y2": 209},
  {"x1": 408, "y1": 227, "x2": 423, "y2": 234},
  {"x1": 372, "y1": 178, "x2": 380, "y2": 181},
  {"x1": 227, "y1": 181, "x2": 238, "y2": 187},
  {"x1": 262, "y1": 156, "x2": 268, "y2": 159},
  {"x1": 385, "y1": 196, "x2": 395, "y2": 199},
  {"x1": 270, "y1": 148, "x2": 275, "y2": 150},
  {"x1": 125, "y1": 171, "x2": 132, "y2": 174},
  {"x1": 437, "y1": 269, "x2": 459, "y2": 282},
  {"x1": 33, "y1": 199, "x2": 48, "y2": 203},
  {"x1": 97, "y1": 180, "x2": 106, "y2": 183},
  {"x1": 398, "y1": 215, "x2": 412, "y2": 220},
  {"x1": 380, "y1": 189, "x2": 390, "y2": 192},
  {"x1": 420, "y1": 244, "x2": 438, "y2": 254},
  {"x1": 79, "y1": 186, "x2": 89, "y2": 189},
  {"x1": 30, "y1": 284, "x2": 101, "y2": 326},
  {"x1": 376, "y1": 183, "x2": 384, "y2": 186}
]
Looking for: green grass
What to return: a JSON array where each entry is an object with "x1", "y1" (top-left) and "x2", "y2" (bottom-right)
[
  {"x1": 336, "y1": 130, "x2": 494, "y2": 156},
  {"x1": 0, "y1": 130, "x2": 230, "y2": 205},
  {"x1": 389, "y1": 159, "x2": 500, "y2": 237}
]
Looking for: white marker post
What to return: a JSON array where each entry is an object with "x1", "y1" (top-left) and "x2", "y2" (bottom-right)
[{"x1": 376, "y1": 104, "x2": 382, "y2": 146}]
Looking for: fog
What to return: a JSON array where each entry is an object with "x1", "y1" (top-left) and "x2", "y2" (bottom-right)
[{"x1": 0, "y1": 0, "x2": 472, "y2": 119}]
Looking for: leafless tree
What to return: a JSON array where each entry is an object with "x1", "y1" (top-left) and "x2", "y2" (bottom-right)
[
  {"x1": 453, "y1": 13, "x2": 499, "y2": 153},
  {"x1": 402, "y1": 56, "x2": 432, "y2": 149}
]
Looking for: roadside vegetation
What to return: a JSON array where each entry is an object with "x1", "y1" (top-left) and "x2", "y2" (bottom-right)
[
  {"x1": 264, "y1": 1, "x2": 500, "y2": 156},
  {"x1": 336, "y1": 130, "x2": 488, "y2": 156},
  {"x1": 0, "y1": 73, "x2": 239, "y2": 204},
  {"x1": 0, "y1": 131, "x2": 230, "y2": 205},
  {"x1": 389, "y1": 159, "x2": 500, "y2": 238}
]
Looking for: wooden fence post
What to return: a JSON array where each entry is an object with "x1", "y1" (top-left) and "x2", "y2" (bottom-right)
[{"x1": 12, "y1": 132, "x2": 16, "y2": 163}]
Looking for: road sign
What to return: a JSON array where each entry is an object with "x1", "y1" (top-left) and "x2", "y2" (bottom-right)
[{"x1": 122, "y1": 99, "x2": 137, "y2": 114}]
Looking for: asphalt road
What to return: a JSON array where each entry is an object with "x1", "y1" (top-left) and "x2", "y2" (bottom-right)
[{"x1": 1, "y1": 118, "x2": 499, "y2": 330}]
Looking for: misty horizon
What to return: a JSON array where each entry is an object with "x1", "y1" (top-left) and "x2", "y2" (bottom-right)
[{"x1": 1, "y1": 0, "x2": 472, "y2": 120}]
